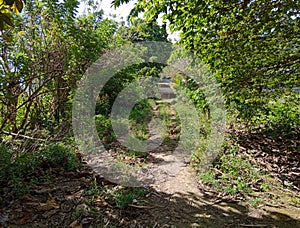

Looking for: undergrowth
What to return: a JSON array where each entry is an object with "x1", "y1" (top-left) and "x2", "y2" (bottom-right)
[
  {"x1": 0, "y1": 142, "x2": 79, "y2": 196},
  {"x1": 112, "y1": 187, "x2": 146, "y2": 209},
  {"x1": 195, "y1": 135, "x2": 269, "y2": 196},
  {"x1": 84, "y1": 179, "x2": 147, "y2": 209}
]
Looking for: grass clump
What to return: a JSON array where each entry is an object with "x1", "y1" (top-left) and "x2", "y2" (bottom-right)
[
  {"x1": 197, "y1": 137, "x2": 267, "y2": 196},
  {"x1": 112, "y1": 187, "x2": 146, "y2": 209},
  {"x1": 83, "y1": 179, "x2": 147, "y2": 210}
]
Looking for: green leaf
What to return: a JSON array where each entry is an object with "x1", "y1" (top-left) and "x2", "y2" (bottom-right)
[
  {"x1": 0, "y1": 12, "x2": 13, "y2": 26},
  {"x1": 14, "y1": 0, "x2": 24, "y2": 14}
]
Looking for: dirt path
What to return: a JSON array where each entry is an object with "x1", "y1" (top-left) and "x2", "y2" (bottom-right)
[
  {"x1": 119, "y1": 100, "x2": 300, "y2": 227},
  {"x1": 1, "y1": 101, "x2": 300, "y2": 227},
  {"x1": 1, "y1": 156, "x2": 299, "y2": 227},
  {"x1": 145, "y1": 101, "x2": 204, "y2": 195},
  {"x1": 126, "y1": 159, "x2": 300, "y2": 227}
]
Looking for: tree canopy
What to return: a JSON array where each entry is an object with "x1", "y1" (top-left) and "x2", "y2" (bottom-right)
[
  {"x1": 0, "y1": 0, "x2": 117, "y2": 134},
  {"x1": 113, "y1": 0, "x2": 300, "y2": 120},
  {"x1": 0, "y1": 1, "x2": 299, "y2": 224}
]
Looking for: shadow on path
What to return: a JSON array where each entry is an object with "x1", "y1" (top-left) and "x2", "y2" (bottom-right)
[{"x1": 120, "y1": 187, "x2": 300, "y2": 227}]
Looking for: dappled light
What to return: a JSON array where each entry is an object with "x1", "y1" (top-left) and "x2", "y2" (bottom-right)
[{"x1": 1, "y1": 0, "x2": 299, "y2": 227}]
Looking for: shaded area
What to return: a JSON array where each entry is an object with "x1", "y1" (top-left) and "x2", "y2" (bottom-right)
[
  {"x1": 235, "y1": 125, "x2": 300, "y2": 189},
  {"x1": 120, "y1": 190, "x2": 300, "y2": 227},
  {"x1": 1, "y1": 103, "x2": 299, "y2": 227},
  {"x1": 0, "y1": 161, "x2": 299, "y2": 227}
]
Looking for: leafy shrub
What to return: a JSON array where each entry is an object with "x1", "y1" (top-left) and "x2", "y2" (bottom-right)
[
  {"x1": 129, "y1": 100, "x2": 153, "y2": 140},
  {"x1": 266, "y1": 98, "x2": 300, "y2": 127},
  {"x1": 40, "y1": 143, "x2": 79, "y2": 171},
  {"x1": 0, "y1": 142, "x2": 79, "y2": 195},
  {"x1": 250, "y1": 93, "x2": 300, "y2": 128},
  {"x1": 95, "y1": 114, "x2": 116, "y2": 146},
  {"x1": 0, "y1": 144, "x2": 13, "y2": 182},
  {"x1": 129, "y1": 100, "x2": 153, "y2": 123}
]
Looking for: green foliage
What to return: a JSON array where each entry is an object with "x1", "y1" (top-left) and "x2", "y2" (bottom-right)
[
  {"x1": 95, "y1": 114, "x2": 116, "y2": 146},
  {"x1": 0, "y1": 144, "x2": 13, "y2": 180},
  {"x1": 250, "y1": 197, "x2": 264, "y2": 208},
  {"x1": 173, "y1": 74, "x2": 213, "y2": 158},
  {"x1": 129, "y1": 100, "x2": 153, "y2": 140},
  {"x1": 173, "y1": 75, "x2": 209, "y2": 115},
  {"x1": 0, "y1": 0, "x2": 117, "y2": 136},
  {"x1": 112, "y1": 187, "x2": 146, "y2": 209},
  {"x1": 130, "y1": 100, "x2": 153, "y2": 123},
  {"x1": 40, "y1": 143, "x2": 79, "y2": 171},
  {"x1": 116, "y1": 18, "x2": 168, "y2": 42},
  {"x1": 0, "y1": 0, "x2": 24, "y2": 34},
  {"x1": 199, "y1": 170, "x2": 218, "y2": 187},
  {"x1": 96, "y1": 62, "x2": 164, "y2": 116},
  {"x1": 84, "y1": 178, "x2": 103, "y2": 197},
  {"x1": 260, "y1": 183, "x2": 270, "y2": 192},
  {"x1": 0, "y1": 142, "x2": 79, "y2": 195},
  {"x1": 291, "y1": 196, "x2": 300, "y2": 206},
  {"x1": 157, "y1": 102, "x2": 172, "y2": 122},
  {"x1": 95, "y1": 99, "x2": 153, "y2": 147},
  {"x1": 198, "y1": 138, "x2": 265, "y2": 195},
  {"x1": 114, "y1": 0, "x2": 300, "y2": 122},
  {"x1": 124, "y1": 149, "x2": 147, "y2": 158},
  {"x1": 83, "y1": 178, "x2": 147, "y2": 209},
  {"x1": 254, "y1": 94, "x2": 300, "y2": 128},
  {"x1": 95, "y1": 60, "x2": 165, "y2": 148}
]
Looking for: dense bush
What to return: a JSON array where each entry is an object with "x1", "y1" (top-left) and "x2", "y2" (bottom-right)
[{"x1": 0, "y1": 142, "x2": 79, "y2": 195}]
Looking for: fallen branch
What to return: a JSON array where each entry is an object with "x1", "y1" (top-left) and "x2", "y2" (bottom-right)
[
  {"x1": 128, "y1": 204, "x2": 154, "y2": 209},
  {"x1": 238, "y1": 225, "x2": 267, "y2": 227},
  {"x1": 1, "y1": 131, "x2": 47, "y2": 142}
]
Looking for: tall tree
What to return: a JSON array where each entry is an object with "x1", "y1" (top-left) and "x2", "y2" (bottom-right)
[
  {"x1": 116, "y1": 18, "x2": 168, "y2": 42},
  {"x1": 0, "y1": 0, "x2": 117, "y2": 135},
  {"x1": 97, "y1": 19, "x2": 169, "y2": 116}
]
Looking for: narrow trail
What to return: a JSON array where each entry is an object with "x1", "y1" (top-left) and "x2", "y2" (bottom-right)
[
  {"x1": 145, "y1": 100, "x2": 201, "y2": 195},
  {"x1": 122, "y1": 100, "x2": 300, "y2": 227},
  {"x1": 1, "y1": 100, "x2": 300, "y2": 227}
]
